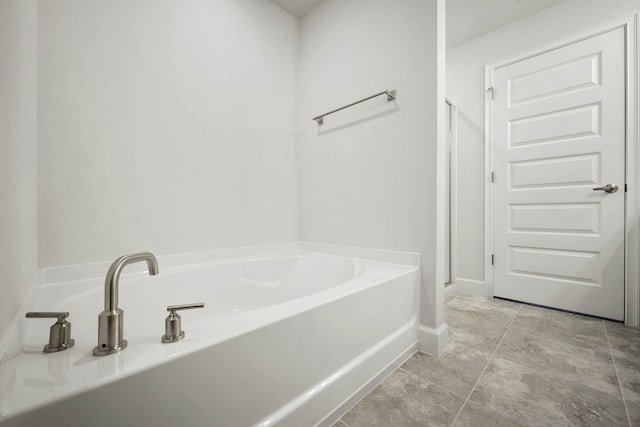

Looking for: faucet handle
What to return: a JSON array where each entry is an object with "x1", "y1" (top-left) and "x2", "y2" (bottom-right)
[
  {"x1": 167, "y1": 303, "x2": 205, "y2": 313},
  {"x1": 162, "y1": 303, "x2": 205, "y2": 343},
  {"x1": 25, "y1": 312, "x2": 75, "y2": 353},
  {"x1": 26, "y1": 311, "x2": 69, "y2": 320}
]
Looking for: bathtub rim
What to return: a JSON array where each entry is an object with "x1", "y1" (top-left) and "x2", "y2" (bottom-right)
[
  {"x1": 0, "y1": 241, "x2": 420, "y2": 363},
  {"x1": 0, "y1": 244, "x2": 420, "y2": 421}
]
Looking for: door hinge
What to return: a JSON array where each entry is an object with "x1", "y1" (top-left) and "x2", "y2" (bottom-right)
[
  {"x1": 491, "y1": 171, "x2": 495, "y2": 183},
  {"x1": 491, "y1": 254, "x2": 494, "y2": 265},
  {"x1": 487, "y1": 86, "x2": 494, "y2": 100},
  {"x1": 625, "y1": 183, "x2": 628, "y2": 192}
]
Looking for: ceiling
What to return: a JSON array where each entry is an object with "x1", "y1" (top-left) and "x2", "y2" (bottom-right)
[
  {"x1": 270, "y1": 0, "x2": 566, "y2": 48},
  {"x1": 269, "y1": 0, "x2": 324, "y2": 19},
  {"x1": 446, "y1": 0, "x2": 566, "y2": 48}
]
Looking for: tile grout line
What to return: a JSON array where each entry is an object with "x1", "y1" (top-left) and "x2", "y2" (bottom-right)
[
  {"x1": 603, "y1": 320, "x2": 632, "y2": 427},
  {"x1": 334, "y1": 354, "x2": 475, "y2": 427},
  {"x1": 397, "y1": 366, "x2": 469, "y2": 401},
  {"x1": 449, "y1": 303, "x2": 523, "y2": 426}
]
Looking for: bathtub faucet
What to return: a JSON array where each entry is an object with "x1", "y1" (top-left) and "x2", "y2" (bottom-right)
[{"x1": 93, "y1": 252, "x2": 159, "y2": 356}]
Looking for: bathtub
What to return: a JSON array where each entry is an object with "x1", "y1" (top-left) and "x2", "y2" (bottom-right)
[{"x1": 0, "y1": 249, "x2": 419, "y2": 426}]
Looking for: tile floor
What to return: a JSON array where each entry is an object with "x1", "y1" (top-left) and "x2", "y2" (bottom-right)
[{"x1": 333, "y1": 293, "x2": 640, "y2": 427}]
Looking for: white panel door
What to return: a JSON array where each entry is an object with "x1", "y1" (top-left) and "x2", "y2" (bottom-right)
[{"x1": 493, "y1": 28, "x2": 625, "y2": 320}]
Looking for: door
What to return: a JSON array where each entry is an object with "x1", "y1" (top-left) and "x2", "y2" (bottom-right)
[{"x1": 492, "y1": 27, "x2": 626, "y2": 320}]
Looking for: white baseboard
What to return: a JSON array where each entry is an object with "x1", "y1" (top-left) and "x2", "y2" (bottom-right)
[
  {"x1": 418, "y1": 323, "x2": 448, "y2": 357},
  {"x1": 455, "y1": 277, "x2": 487, "y2": 297},
  {"x1": 444, "y1": 284, "x2": 456, "y2": 299}
]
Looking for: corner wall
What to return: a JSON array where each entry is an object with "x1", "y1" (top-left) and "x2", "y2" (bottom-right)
[
  {"x1": 298, "y1": 0, "x2": 447, "y2": 354},
  {"x1": 448, "y1": 0, "x2": 640, "y2": 292},
  {"x1": 37, "y1": 0, "x2": 299, "y2": 267},
  {"x1": 0, "y1": 0, "x2": 39, "y2": 341}
]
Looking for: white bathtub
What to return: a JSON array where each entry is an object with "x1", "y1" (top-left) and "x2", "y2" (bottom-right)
[{"x1": 0, "y1": 250, "x2": 419, "y2": 426}]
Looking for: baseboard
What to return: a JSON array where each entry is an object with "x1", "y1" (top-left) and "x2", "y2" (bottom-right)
[
  {"x1": 455, "y1": 277, "x2": 486, "y2": 296},
  {"x1": 418, "y1": 323, "x2": 448, "y2": 357},
  {"x1": 444, "y1": 284, "x2": 456, "y2": 300}
]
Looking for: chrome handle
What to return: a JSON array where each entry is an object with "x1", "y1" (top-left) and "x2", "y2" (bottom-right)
[
  {"x1": 25, "y1": 312, "x2": 75, "y2": 353},
  {"x1": 26, "y1": 311, "x2": 69, "y2": 320},
  {"x1": 167, "y1": 303, "x2": 205, "y2": 314},
  {"x1": 162, "y1": 303, "x2": 205, "y2": 343},
  {"x1": 593, "y1": 184, "x2": 619, "y2": 193}
]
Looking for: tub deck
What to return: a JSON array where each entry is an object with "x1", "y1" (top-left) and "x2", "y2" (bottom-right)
[{"x1": 0, "y1": 249, "x2": 419, "y2": 426}]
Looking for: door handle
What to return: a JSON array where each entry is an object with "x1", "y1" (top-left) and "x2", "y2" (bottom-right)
[{"x1": 593, "y1": 184, "x2": 619, "y2": 193}]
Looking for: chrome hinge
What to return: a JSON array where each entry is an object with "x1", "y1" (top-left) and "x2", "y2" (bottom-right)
[
  {"x1": 491, "y1": 254, "x2": 494, "y2": 265},
  {"x1": 487, "y1": 86, "x2": 494, "y2": 100},
  {"x1": 491, "y1": 171, "x2": 495, "y2": 183}
]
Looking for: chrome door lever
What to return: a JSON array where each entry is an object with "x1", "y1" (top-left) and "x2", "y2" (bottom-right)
[
  {"x1": 593, "y1": 184, "x2": 619, "y2": 193},
  {"x1": 25, "y1": 312, "x2": 75, "y2": 353}
]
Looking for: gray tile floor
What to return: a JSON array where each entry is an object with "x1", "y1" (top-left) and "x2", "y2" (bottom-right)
[{"x1": 333, "y1": 293, "x2": 640, "y2": 427}]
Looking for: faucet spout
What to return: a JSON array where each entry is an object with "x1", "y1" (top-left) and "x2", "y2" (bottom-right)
[
  {"x1": 94, "y1": 251, "x2": 159, "y2": 356},
  {"x1": 104, "y1": 252, "x2": 159, "y2": 311}
]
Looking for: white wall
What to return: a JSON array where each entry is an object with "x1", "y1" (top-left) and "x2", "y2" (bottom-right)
[
  {"x1": 298, "y1": 0, "x2": 447, "y2": 354},
  {"x1": 38, "y1": 0, "x2": 299, "y2": 267},
  {"x1": 448, "y1": 0, "x2": 640, "y2": 289},
  {"x1": 4, "y1": 0, "x2": 447, "y2": 353},
  {"x1": 0, "y1": 0, "x2": 38, "y2": 341}
]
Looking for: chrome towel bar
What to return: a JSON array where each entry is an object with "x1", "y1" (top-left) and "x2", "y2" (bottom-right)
[{"x1": 313, "y1": 89, "x2": 396, "y2": 126}]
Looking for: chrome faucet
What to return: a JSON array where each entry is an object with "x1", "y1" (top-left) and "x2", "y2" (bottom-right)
[{"x1": 93, "y1": 252, "x2": 159, "y2": 356}]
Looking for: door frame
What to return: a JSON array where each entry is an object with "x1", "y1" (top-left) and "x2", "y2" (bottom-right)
[
  {"x1": 445, "y1": 97, "x2": 458, "y2": 288},
  {"x1": 484, "y1": 13, "x2": 639, "y2": 326}
]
